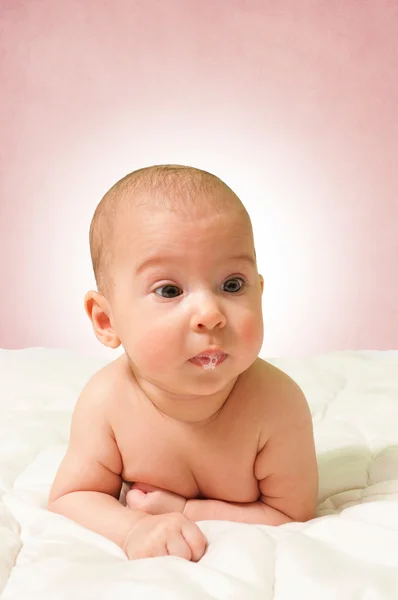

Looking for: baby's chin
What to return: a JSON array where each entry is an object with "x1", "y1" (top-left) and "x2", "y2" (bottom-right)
[
  {"x1": 140, "y1": 371, "x2": 233, "y2": 399},
  {"x1": 170, "y1": 370, "x2": 242, "y2": 399},
  {"x1": 132, "y1": 354, "x2": 253, "y2": 397}
]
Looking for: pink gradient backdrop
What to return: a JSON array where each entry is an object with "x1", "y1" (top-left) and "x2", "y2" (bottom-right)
[{"x1": 1, "y1": 0, "x2": 397, "y2": 359}]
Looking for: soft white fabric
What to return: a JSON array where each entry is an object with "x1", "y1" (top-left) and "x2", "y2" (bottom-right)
[{"x1": 1, "y1": 347, "x2": 398, "y2": 599}]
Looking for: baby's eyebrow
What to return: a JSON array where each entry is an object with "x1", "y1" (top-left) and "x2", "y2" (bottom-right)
[
  {"x1": 228, "y1": 254, "x2": 256, "y2": 266},
  {"x1": 135, "y1": 255, "x2": 178, "y2": 275}
]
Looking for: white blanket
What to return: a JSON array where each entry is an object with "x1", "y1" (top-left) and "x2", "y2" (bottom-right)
[{"x1": 1, "y1": 347, "x2": 398, "y2": 599}]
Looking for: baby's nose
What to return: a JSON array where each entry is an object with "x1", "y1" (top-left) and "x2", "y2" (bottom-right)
[{"x1": 190, "y1": 296, "x2": 227, "y2": 331}]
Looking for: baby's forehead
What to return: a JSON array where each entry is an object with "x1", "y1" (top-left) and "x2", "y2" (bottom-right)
[
  {"x1": 115, "y1": 205, "x2": 254, "y2": 270},
  {"x1": 119, "y1": 199, "x2": 249, "y2": 238}
]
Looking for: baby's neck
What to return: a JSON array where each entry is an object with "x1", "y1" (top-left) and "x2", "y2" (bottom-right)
[{"x1": 133, "y1": 374, "x2": 239, "y2": 426}]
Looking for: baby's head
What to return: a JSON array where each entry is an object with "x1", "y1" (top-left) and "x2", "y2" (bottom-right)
[{"x1": 85, "y1": 165, "x2": 264, "y2": 398}]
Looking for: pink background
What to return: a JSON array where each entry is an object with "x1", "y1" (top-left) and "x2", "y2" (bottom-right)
[{"x1": 1, "y1": 0, "x2": 397, "y2": 360}]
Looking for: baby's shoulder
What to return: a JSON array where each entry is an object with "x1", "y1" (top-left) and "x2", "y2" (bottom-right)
[
  {"x1": 75, "y1": 354, "x2": 127, "y2": 414},
  {"x1": 242, "y1": 358, "x2": 306, "y2": 420},
  {"x1": 244, "y1": 357, "x2": 295, "y2": 394}
]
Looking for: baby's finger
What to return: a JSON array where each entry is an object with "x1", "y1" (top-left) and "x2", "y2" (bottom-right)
[
  {"x1": 166, "y1": 533, "x2": 192, "y2": 561},
  {"x1": 181, "y1": 521, "x2": 207, "y2": 562},
  {"x1": 127, "y1": 535, "x2": 168, "y2": 560}
]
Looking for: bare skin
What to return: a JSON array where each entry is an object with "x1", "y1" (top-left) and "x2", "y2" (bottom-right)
[
  {"x1": 48, "y1": 352, "x2": 318, "y2": 560},
  {"x1": 117, "y1": 355, "x2": 270, "y2": 503},
  {"x1": 48, "y1": 186, "x2": 318, "y2": 562}
]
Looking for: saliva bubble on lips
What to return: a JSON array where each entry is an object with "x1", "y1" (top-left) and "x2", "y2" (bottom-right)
[{"x1": 199, "y1": 354, "x2": 220, "y2": 370}]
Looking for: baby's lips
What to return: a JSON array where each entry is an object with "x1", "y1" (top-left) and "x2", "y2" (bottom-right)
[{"x1": 189, "y1": 352, "x2": 227, "y2": 368}]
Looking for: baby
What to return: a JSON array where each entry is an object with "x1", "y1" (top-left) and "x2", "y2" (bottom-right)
[{"x1": 48, "y1": 165, "x2": 318, "y2": 562}]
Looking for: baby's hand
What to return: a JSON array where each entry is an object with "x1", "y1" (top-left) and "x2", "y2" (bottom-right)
[
  {"x1": 126, "y1": 482, "x2": 186, "y2": 515},
  {"x1": 124, "y1": 512, "x2": 206, "y2": 561}
]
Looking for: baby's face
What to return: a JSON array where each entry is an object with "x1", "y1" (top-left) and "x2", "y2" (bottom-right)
[{"x1": 110, "y1": 204, "x2": 264, "y2": 397}]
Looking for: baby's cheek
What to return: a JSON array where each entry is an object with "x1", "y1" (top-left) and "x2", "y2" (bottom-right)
[
  {"x1": 238, "y1": 310, "x2": 264, "y2": 352},
  {"x1": 135, "y1": 322, "x2": 178, "y2": 368}
]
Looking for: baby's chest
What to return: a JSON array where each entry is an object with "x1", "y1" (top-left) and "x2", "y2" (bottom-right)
[{"x1": 116, "y1": 420, "x2": 261, "y2": 503}]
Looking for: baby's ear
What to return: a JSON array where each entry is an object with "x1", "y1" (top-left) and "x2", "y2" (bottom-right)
[
  {"x1": 84, "y1": 291, "x2": 121, "y2": 349},
  {"x1": 259, "y1": 274, "x2": 264, "y2": 293}
]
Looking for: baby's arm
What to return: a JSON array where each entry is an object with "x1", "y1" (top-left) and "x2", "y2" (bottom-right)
[
  {"x1": 48, "y1": 374, "x2": 206, "y2": 561},
  {"x1": 48, "y1": 374, "x2": 147, "y2": 549},
  {"x1": 184, "y1": 377, "x2": 318, "y2": 525}
]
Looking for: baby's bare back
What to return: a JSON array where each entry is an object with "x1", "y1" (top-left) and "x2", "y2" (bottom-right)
[{"x1": 109, "y1": 355, "x2": 281, "y2": 504}]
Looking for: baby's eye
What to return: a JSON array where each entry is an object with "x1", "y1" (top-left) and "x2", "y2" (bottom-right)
[
  {"x1": 221, "y1": 277, "x2": 245, "y2": 293},
  {"x1": 154, "y1": 284, "x2": 183, "y2": 298}
]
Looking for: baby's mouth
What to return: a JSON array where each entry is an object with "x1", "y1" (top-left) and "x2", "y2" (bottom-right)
[{"x1": 189, "y1": 352, "x2": 227, "y2": 370}]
